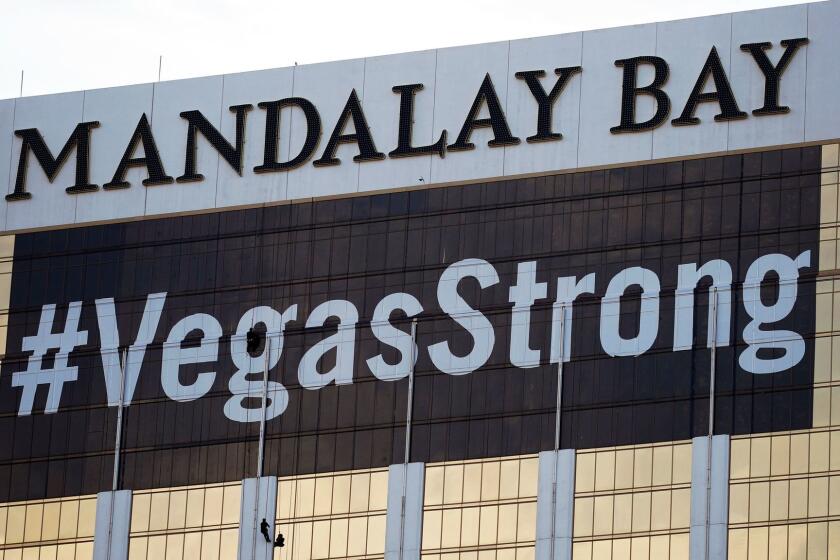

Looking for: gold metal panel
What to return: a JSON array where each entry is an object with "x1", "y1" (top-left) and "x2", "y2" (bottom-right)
[
  {"x1": 613, "y1": 493, "x2": 633, "y2": 535},
  {"x1": 729, "y1": 528, "x2": 748, "y2": 559},
  {"x1": 348, "y1": 472, "x2": 370, "y2": 513},
  {"x1": 330, "y1": 475, "x2": 351, "y2": 515},
  {"x1": 650, "y1": 490, "x2": 670, "y2": 531},
  {"x1": 593, "y1": 495, "x2": 614, "y2": 535},
  {"x1": 789, "y1": 479, "x2": 809, "y2": 520},
  {"x1": 167, "y1": 490, "x2": 186, "y2": 530},
  {"x1": 770, "y1": 480, "x2": 789, "y2": 521},
  {"x1": 499, "y1": 460, "x2": 521, "y2": 500},
  {"x1": 768, "y1": 525, "x2": 788, "y2": 560},
  {"x1": 460, "y1": 507, "x2": 479, "y2": 547},
  {"x1": 576, "y1": 453, "x2": 596, "y2": 494},
  {"x1": 631, "y1": 491, "x2": 651, "y2": 533},
  {"x1": 478, "y1": 505, "x2": 497, "y2": 546},
  {"x1": 750, "y1": 438, "x2": 771, "y2": 478},
  {"x1": 595, "y1": 451, "x2": 616, "y2": 492},
  {"x1": 480, "y1": 461, "x2": 501, "y2": 502},
  {"x1": 771, "y1": 436, "x2": 791, "y2": 477},
  {"x1": 731, "y1": 439, "x2": 751, "y2": 480},
  {"x1": 788, "y1": 523, "x2": 807, "y2": 559},
  {"x1": 651, "y1": 446, "x2": 672, "y2": 487},
  {"x1": 615, "y1": 450, "x2": 634, "y2": 490},
  {"x1": 809, "y1": 477, "x2": 830, "y2": 518},
  {"x1": 748, "y1": 482, "x2": 770, "y2": 523},
  {"x1": 463, "y1": 464, "x2": 482, "y2": 503}
]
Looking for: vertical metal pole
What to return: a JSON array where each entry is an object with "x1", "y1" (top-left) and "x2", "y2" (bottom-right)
[
  {"x1": 550, "y1": 305, "x2": 566, "y2": 560},
  {"x1": 399, "y1": 318, "x2": 418, "y2": 560},
  {"x1": 157, "y1": 56, "x2": 163, "y2": 82},
  {"x1": 705, "y1": 288, "x2": 719, "y2": 560},
  {"x1": 251, "y1": 336, "x2": 271, "y2": 560},
  {"x1": 257, "y1": 337, "x2": 270, "y2": 479},
  {"x1": 404, "y1": 319, "x2": 417, "y2": 465},
  {"x1": 112, "y1": 348, "x2": 127, "y2": 491},
  {"x1": 554, "y1": 305, "x2": 566, "y2": 452},
  {"x1": 19, "y1": 70, "x2": 23, "y2": 98},
  {"x1": 107, "y1": 347, "x2": 127, "y2": 560}
]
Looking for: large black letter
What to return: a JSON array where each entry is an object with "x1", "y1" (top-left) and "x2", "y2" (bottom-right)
[
  {"x1": 514, "y1": 66, "x2": 582, "y2": 142},
  {"x1": 8, "y1": 121, "x2": 100, "y2": 200},
  {"x1": 740, "y1": 38, "x2": 809, "y2": 115},
  {"x1": 448, "y1": 74, "x2": 520, "y2": 151},
  {"x1": 610, "y1": 56, "x2": 670, "y2": 134},
  {"x1": 672, "y1": 47, "x2": 747, "y2": 126},
  {"x1": 388, "y1": 84, "x2": 447, "y2": 159},
  {"x1": 313, "y1": 90, "x2": 384, "y2": 167},
  {"x1": 177, "y1": 104, "x2": 252, "y2": 183},
  {"x1": 254, "y1": 97, "x2": 321, "y2": 173},
  {"x1": 104, "y1": 113, "x2": 173, "y2": 189}
]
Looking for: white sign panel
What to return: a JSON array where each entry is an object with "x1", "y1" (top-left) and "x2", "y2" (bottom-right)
[{"x1": 0, "y1": 0, "x2": 837, "y2": 233}]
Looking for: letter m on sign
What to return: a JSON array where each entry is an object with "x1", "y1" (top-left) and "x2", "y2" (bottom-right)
[{"x1": 7, "y1": 121, "x2": 100, "y2": 201}]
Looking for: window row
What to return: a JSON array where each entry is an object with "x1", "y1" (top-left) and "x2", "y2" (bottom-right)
[
  {"x1": 0, "y1": 497, "x2": 95, "y2": 545},
  {"x1": 424, "y1": 457, "x2": 538, "y2": 507},
  {"x1": 571, "y1": 533, "x2": 688, "y2": 560},
  {"x1": 575, "y1": 443, "x2": 692, "y2": 494},
  {"x1": 422, "y1": 456, "x2": 537, "y2": 555},
  {"x1": 730, "y1": 431, "x2": 840, "y2": 480},
  {"x1": 813, "y1": 282, "x2": 840, "y2": 334},
  {"x1": 0, "y1": 542, "x2": 92, "y2": 560},
  {"x1": 728, "y1": 521, "x2": 840, "y2": 560},
  {"x1": 812, "y1": 388, "x2": 840, "y2": 429},
  {"x1": 129, "y1": 483, "x2": 241, "y2": 534},
  {"x1": 277, "y1": 469, "x2": 389, "y2": 520},
  {"x1": 573, "y1": 489, "x2": 690, "y2": 538},
  {"x1": 813, "y1": 334, "x2": 840, "y2": 385},
  {"x1": 273, "y1": 467, "x2": 389, "y2": 560},
  {"x1": 420, "y1": 546, "x2": 535, "y2": 560},
  {"x1": 730, "y1": 476, "x2": 840, "y2": 524},
  {"x1": 127, "y1": 529, "x2": 237, "y2": 560},
  {"x1": 275, "y1": 514, "x2": 385, "y2": 560},
  {"x1": 422, "y1": 503, "x2": 537, "y2": 552}
]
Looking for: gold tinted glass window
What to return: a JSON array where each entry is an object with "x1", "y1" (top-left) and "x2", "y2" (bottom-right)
[
  {"x1": 421, "y1": 455, "x2": 538, "y2": 559},
  {"x1": 128, "y1": 482, "x2": 240, "y2": 559},
  {"x1": 275, "y1": 466, "x2": 388, "y2": 560},
  {"x1": 572, "y1": 441, "x2": 692, "y2": 560},
  {"x1": 728, "y1": 144, "x2": 840, "y2": 559},
  {"x1": 0, "y1": 495, "x2": 95, "y2": 560}
]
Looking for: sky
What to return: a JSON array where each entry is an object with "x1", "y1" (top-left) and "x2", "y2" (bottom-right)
[{"x1": 0, "y1": 0, "x2": 813, "y2": 100}]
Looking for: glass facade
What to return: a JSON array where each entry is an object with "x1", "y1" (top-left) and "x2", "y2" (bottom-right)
[
  {"x1": 0, "y1": 146, "x2": 821, "y2": 500},
  {"x1": 0, "y1": 495, "x2": 95, "y2": 560},
  {"x1": 723, "y1": 143, "x2": 840, "y2": 560},
  {"x1": 728, "y1": 432, "x2": 840, "y2": 559},
  {"x1": 572, "y1": 442, "x2": 691, "y2": 560},
  {"x1": 127, "y1": 482, "x2": 241, "y2": 560},
  {"x1": 420, "y1": 455, "x2": 537, "y2": 559},
  {"x1": 274, "y1": 467, "x2": 388, "y2": 560},
  {"x1": 0, "y1": 235, "x2": 13, "y2": 359},
  {"x1": 0, "y1": 145, "x2": 832, "y2": 558}
]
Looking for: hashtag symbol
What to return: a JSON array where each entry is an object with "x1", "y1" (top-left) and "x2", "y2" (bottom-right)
[{"x1": 12, "y1": 302, "x2": 88, "y2": 416}]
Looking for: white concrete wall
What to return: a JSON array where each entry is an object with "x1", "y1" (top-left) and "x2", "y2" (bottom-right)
[
  {"x1": 237, "y1": 476, "x2": 278, "y2": 560},
  {"x1": 93, "y1": 490, "x2": 132, "y2": 560},
  {"x1": 689, "y1": 435, "x2": 731, "y2": 560},
  {"x1": 535, "y1": 450, "x2": 576, "y2": 560},
  {"x1": 0, "y1": 0, "x2": 836, "y2": 233},
  {"x1": 385, "y1": 463, "x2": 425, "y2": 560}
]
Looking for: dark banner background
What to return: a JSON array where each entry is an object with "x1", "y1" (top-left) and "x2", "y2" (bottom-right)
[{"x1": 0, "y1": 147, "x2": 821, "y2": 501}]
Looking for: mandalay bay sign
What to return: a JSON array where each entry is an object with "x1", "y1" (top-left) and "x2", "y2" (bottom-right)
[{"x1": 5, "y1": 39, "x2": 807, "y2": 201}]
